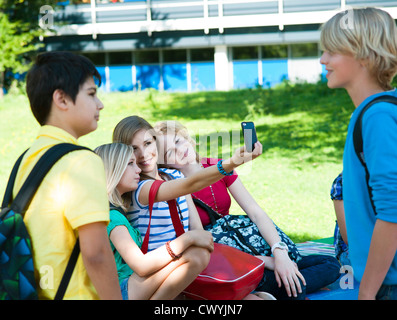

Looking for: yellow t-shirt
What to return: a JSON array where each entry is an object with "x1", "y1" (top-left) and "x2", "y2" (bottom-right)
[{"x1": 13, "y1": 125, "x2": 109, "y2": 300}]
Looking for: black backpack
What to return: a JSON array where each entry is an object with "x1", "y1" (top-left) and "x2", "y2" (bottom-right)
[
  {"x1": 352, "y1": 95, "x2": 397, "y2": 215},
  {"x1": 0, "y1": 143, "x2": 90, "y2": 300}
]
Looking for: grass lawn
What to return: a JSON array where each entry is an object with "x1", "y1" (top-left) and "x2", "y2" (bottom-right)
[{"x1": 0, "y1": 82, "x2": 354, "y2": 243}]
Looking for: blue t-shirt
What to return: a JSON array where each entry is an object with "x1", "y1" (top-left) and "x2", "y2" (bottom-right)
[{"x1": 343, "y1": 90, "x2": 397, "y2": 285}]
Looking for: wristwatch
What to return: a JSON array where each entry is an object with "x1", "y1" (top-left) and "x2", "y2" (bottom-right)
[{"x1": 271, "y1": 241, "x2": 289, "y2": 254}]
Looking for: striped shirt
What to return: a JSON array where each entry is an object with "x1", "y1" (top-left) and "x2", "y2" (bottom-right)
[{"x1": 127, "y1": 168, "x2": 189, "y2": 251}]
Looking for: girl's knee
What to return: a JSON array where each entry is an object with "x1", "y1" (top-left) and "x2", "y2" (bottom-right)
[{"x1": 183, "y1": 246, "x2": 211, "y2": 271}]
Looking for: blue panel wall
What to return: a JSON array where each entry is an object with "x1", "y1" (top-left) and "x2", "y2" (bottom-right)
[
  {"x1": 321, "y1": 63, "x2": 327, "y2": 78},
  {"x1": 191, "y1": 62, "x2": 216, "y2": 91},
  {"x1": 233, "y1": 61, "x2": 259, "y2": 89},
  {"x1": 109, "y1": 66, "x2": 133, "y2": 92},
  {"x1": 136, "y1": 65, "x2": 161, "y2": 90},
  {"x1": 262, "y1": 59, "x2": 288, "y2": 87},
  {"x1": 96, "y1": 59, "x2": 310, "y2": 92},
  {"x1": 162, "y1": 63, "x2": 187, "y2": 91},
  {"x1": 96, "y1": 66, "x2": 108, "y2": 92},
  {"x1": 98, "y1": 63, "x2": 215, "y2": 92}
]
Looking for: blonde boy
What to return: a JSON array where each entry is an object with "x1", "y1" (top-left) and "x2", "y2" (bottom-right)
[{"x1": 320, "y1": 8, "x2": 397, "y2": 300}]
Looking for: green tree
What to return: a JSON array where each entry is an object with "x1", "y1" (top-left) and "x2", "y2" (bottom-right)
[{"x1": 0, "y1": 0, "x2": 58, "y2": 97}]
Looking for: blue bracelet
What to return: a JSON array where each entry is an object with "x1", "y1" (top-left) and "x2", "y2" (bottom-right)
[{"x1": 217, "y1": 160, "x2": 234, "y2": 176}]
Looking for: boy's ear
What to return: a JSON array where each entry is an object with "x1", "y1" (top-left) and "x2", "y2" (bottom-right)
[
  {"x1": 358, "y1": 58, "x2": 370, "y2": 69},
  {"x1": 52, "y1": 89, "x2": 71, "y2": 111}
]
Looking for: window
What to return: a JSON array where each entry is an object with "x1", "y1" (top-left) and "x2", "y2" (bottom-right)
[
  {"x1": 109, "y1": 51, "x2": 132, "y2": 65},
  {"x1": 82, "y1": 52, "x2": 106, "y2": 66},
  {"x1": 163, "y1": 49, "x2": 187, "y2": 63},
  {"x1": 262, "y1": 45, "x2": 288, "y2": 59},
  {"x1": 290, "y1": 43, "x2": 319, "y2": 58},
  {"x1": 233, "y1": 46, "x2": 258, "y2": 60},
  {"x1": 191, "y1": 48, "x2": 214, "y2": 62},
  {"x1": 135, "y1": 50, "x2": 159, "y2": 64}
]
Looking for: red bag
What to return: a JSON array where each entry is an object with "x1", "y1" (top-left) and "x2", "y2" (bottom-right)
[
  {"x1": 143, "y1": 180, "x2": 265, "y2": 300},
  {"x1": 183, "y1": 242, "x2": 265, "y2": 300}
]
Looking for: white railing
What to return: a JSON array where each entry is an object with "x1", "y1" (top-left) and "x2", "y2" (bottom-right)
[{"x1": 56, "y1": 0, "x2": 397, "y2": 38}]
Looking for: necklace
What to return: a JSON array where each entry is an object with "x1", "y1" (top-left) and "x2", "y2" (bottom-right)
[
  {"x1": 208, "y1": 185, "x2": 219, "y2": 212},
  {"x1": 198, "y1": 163, "x2": 219, "y2": 212}
]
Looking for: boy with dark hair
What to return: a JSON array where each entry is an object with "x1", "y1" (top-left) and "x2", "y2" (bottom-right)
[{"x1": 14, "y1": 51, "x2": 121, "y2": 299}]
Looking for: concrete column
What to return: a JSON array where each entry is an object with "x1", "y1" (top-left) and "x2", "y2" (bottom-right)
[{"x1": 214, "y1": 45, "x2": 230, "y2": 91}]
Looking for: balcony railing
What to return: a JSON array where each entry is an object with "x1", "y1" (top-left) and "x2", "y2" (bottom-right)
[{"x1": 53, "y1": 0, "x2": 397, "y2": 38}]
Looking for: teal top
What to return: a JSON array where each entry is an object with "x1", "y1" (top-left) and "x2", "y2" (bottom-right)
[{"x1": 107, "y1": 209, "x2": 142, "y2": 285}]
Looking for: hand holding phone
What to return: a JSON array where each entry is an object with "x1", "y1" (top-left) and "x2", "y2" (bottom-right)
[{"x1": 241, "y1": 121, "x2": 258, "y2": 152}]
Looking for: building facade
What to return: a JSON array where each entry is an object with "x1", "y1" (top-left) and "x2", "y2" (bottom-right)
[{"x1": 45, "y1": 0, "x2": 397, "y2": 92}]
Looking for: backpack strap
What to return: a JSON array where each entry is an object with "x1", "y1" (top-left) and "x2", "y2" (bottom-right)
[
  {"x1": 9, "y1": 143, "x2": 90, "y2": 214},
  {"x1": 192, "y1": 196, "x2": 222, "y2": 226},
  {"x1": 156, "y1": 170, "x2": 185, "y2": 236},
  {"x1": 168, "y1": 198, "x2": 185, "y2": 237},
  {"x1": 1, "y1": 149, "x2": 28, "y2": 209},
  {"x1": 2, "y1": 143, "x2": 91, "y2": 300},
  {"x1": 141, "y1": 180, "x2": 164, "y2": 254},
  {"x1": 352, "y1": 95, "x2": 397, "y2": 215},
  {"x1": 141, "y1": 180, "x2": 185, "y2": 254},
  {"x1": 54, "y1": 239, "x2": 80, "y2": 300}
]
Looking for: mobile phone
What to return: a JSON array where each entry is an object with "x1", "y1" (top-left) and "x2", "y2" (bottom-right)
[{"x1": 241, "y1": 121, "x2": 258, "y2": 152}]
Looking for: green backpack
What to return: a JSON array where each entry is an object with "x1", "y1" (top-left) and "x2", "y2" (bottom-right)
[{"x1": 0, "y1": 143, "x2": 88, "y2": 300}]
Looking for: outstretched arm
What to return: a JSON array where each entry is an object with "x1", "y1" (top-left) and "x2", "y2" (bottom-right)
[{"x1": 139, "y1": 142, "x2": 262, "y2": 206}]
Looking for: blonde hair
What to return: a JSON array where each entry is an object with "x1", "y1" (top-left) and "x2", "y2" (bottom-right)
[
  {"x1": 320, "y1": 7, "x2": 397, "y2": 90},
  {"x1": 154, "y1": 120, "x2": 200, "y2": 166},
  {"x1": 94, "y1": 143, "x2": 134, "y2": 211}
]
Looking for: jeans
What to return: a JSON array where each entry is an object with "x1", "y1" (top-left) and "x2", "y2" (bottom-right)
[
  {"x1": 339, "y1": 250, "x2": 351, "y2": 267},
  {"x1": 376, "y1": 284, "x2": 397, "y2": 300},
  {"x1": 120, "y1": 277, "x2": 129, "y2": 300},
  {"x1": 256, "y1": 254, "x2": 341, "y2": 300}
]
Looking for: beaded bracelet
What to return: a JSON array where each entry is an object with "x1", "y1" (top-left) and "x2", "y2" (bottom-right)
[
  {"x1": 217, "y1": 160, "x2": 234, "y2": 176},
  {"x1": 165, "y1": 241, "x2": 182, "y2": 260}
]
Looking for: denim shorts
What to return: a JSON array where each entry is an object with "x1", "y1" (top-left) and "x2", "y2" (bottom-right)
[{"x1": 120, "y1": 278, "x2": 129, "y2": 300}]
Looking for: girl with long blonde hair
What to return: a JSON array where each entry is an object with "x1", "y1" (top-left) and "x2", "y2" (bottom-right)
[{"x1": 95, "y1": 143, "x2": 214, "y2": 300}]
